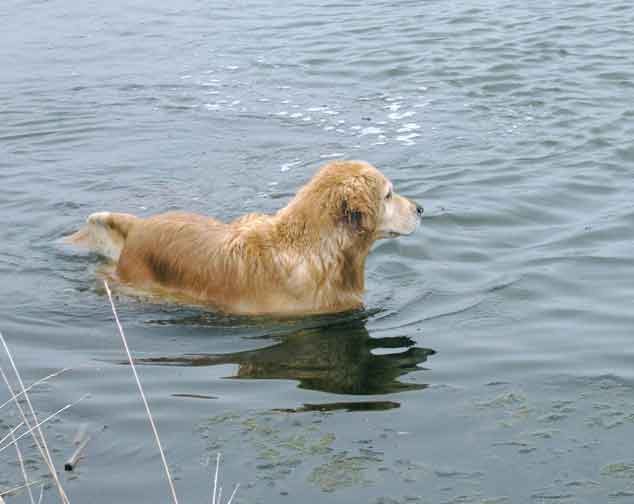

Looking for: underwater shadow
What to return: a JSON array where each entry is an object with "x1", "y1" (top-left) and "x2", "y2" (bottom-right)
[{"x1": 137, "y1": 319, "x2": 435, "y2": 396}]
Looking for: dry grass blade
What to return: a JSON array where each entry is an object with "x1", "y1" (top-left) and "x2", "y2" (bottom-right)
[
  {"x1": 103, "y1": 280, "x2": 179, "y2": 504},
  {"x1": 11, "y1": 429, "x2": 36, "y2": 504},
  {"x1": 0, "y1": 421, "x2": 24, "y2": 448},
  {"x1": 212, "y1": 453, "x2": 221, "y2": 504},
  {"x1": 0, "y1": 480, "x2": 43, "y2": 498},
  {"x1": 0, "y1": 367, "x2": 71, "y2": 413},
  {"x1": 210, "y1": 452, "x2": 239, "y2": 504},
  {"x1": 226, "y1": 484, "x2": 240, "y2": 504},
  {"x1": 0, "y1": 334, "x2": 71, "y2": 504},
  {"x1": 0, "y1": 395, "x2": 88, "y2": 455}
]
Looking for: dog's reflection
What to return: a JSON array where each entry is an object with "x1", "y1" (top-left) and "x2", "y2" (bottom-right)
[{"x1": 138, "y1": 320, "x2": 435, "y2": 396}]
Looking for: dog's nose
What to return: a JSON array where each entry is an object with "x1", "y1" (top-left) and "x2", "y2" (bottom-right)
[{"x1": 416, "y1": 204, "x2": 424, "y2": 217}]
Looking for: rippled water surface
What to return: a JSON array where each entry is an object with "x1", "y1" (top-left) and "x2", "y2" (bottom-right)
[{"x1": 2, "y1": 1, "x2": 634, "y2": 502}]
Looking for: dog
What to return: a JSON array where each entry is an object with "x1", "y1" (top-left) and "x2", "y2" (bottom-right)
[{"x1": 67, "y1": 160, "x2": 423, "y2": 315}]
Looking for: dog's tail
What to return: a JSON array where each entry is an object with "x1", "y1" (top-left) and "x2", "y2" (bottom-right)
[{"x1": 66, "y1": 212, "x2": 139, "y2": 261}]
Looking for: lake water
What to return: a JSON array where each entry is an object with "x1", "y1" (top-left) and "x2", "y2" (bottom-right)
[{"x1": 2, "y1": 0, "x2": 634, "y2": 502}]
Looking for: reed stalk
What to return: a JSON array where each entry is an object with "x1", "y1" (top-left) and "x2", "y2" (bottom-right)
[{"x1": 103, "y1": 280, "x2": 180, "y2": 504}]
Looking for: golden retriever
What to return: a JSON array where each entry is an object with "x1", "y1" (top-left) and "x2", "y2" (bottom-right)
[{"x1": 68, "y1": 160, "x2": 423, "y2": 315}]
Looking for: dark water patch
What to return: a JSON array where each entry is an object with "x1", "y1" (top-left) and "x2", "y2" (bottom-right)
[
  {"x1": 274, "y1": 401, "x2": 401, "y2": 413},
  {"x1": 171, "y1": 393, "x2": 218, "y2": 400},
  {"x1": 134, "y1": 321, "x2": 435, "y2": 395}
]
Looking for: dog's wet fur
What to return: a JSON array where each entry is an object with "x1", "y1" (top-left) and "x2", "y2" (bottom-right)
[{"x1": 67, "y1": 160, "x2": 423, "y2": 315}]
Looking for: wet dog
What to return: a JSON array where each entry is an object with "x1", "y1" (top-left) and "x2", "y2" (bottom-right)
[{"x1": 68, "y1": 160, "x2": 423, "y2": 315}]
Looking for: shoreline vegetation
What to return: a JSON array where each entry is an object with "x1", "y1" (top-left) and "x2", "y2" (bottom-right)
[{"x1": 0, "y1": 280, "x2": 239, "y2": 504}]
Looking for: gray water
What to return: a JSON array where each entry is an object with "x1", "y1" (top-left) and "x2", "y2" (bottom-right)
[{"x1": 2, "y1": 0, "x2": 634, "y2": 502}]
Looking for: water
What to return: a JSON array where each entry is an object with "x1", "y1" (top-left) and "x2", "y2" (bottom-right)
[{"x1": 2, "y1": 0, "x2": 634, "y2": 502}]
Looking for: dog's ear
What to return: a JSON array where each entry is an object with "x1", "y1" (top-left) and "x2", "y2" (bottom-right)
[
  {"x1": 341, "y1": 199, "x2": 365, "y2": 233},
  {"x1": 338, "y1": 180, "x2": 378, "y2": 236}
]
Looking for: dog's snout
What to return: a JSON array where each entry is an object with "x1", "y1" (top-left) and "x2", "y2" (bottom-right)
[{"x1": 416, "y1": 204, "x2": 424, "y2": 217}]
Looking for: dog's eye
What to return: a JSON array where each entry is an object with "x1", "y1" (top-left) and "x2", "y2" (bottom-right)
[{"x1": 385, "y1": 189, "x2": 392, "y2": 200}]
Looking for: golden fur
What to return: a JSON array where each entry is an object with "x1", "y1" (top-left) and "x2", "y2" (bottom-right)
[{"x1": 67, "y1": 160, "x2": 422, "y2": 315}]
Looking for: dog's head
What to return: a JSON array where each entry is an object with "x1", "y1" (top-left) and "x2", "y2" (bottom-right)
[{"x1": 284, "y1": 160, "x2": 423, "y2": 243}]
